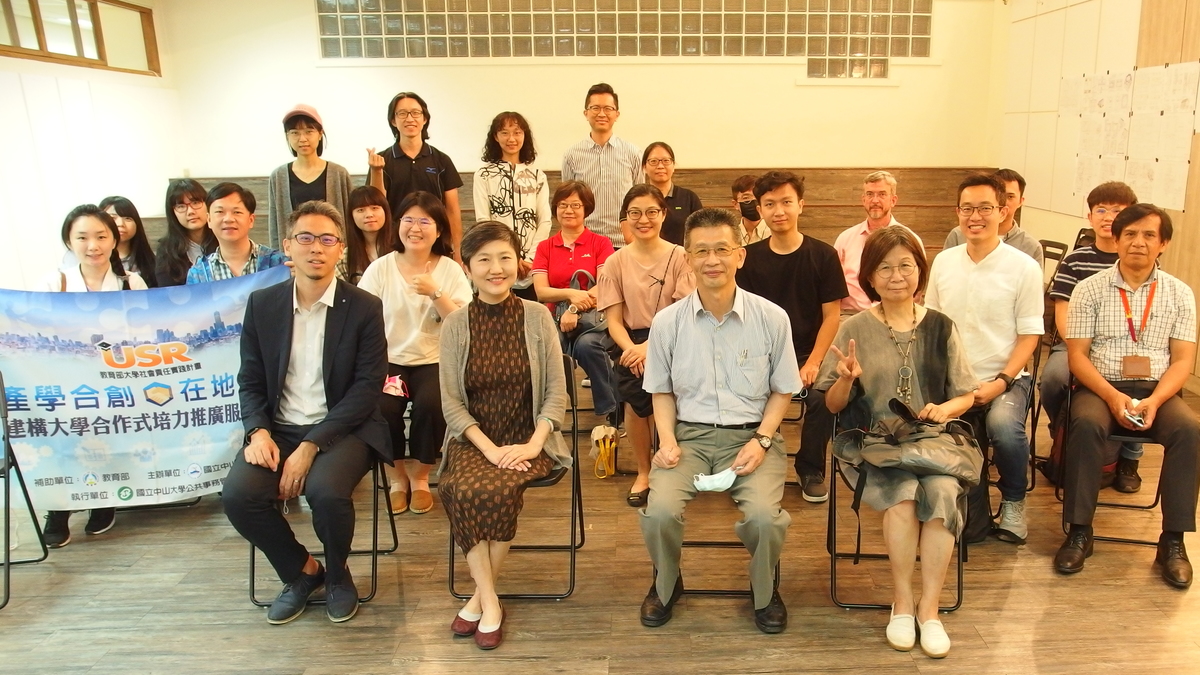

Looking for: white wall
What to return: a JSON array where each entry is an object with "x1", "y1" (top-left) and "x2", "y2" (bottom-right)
[{"x1": 1001, "y1": 0, "x2": 1142, "y2": 248}]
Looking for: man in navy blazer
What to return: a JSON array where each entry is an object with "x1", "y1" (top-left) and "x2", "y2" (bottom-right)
[{"x1": 222, "y1": 200, "x2": 389, "y2": 625}]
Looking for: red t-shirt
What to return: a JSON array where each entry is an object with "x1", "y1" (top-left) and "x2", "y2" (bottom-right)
[{"x1": 531, "y1": 228, "x2": 615, "y2": 309}]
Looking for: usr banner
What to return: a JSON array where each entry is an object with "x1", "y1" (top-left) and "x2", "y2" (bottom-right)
[{"x1": 0, "y1": 266, "x2": 290, "y2": 511}]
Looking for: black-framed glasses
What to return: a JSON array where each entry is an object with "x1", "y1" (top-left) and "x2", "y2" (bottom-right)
[
  {"x1": 625, "y1": 208, "x2": 663, "y2": 220},
  {"x1": 957, "y1": 205, "x2": 996, "y2": 216},
  {"x1": 292, "y1": 232, "x2": 342, "y2": 247},
  {"x1": 394, "y1": 110, "x2": 425, "y2": 120}
]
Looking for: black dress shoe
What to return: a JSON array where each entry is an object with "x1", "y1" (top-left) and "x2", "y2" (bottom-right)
[
  {"x1": 1156, "y1": 533, "x2": 1193, "y2": 589},
  {"x1": 753, "y1": 590, "x2": 788, "y2": 634},
  {"x1": 640, "y1": 575, "x2": 683, "y2": 627},
  {"x1": 627, "y1": 488, "x2": 650, "y2": 508},
  {"x1": 267, "y1": 562, "x2": 325, "y2": 625},
  {"x1": 1053, "y1": 525, "x2": 1093, "y2": 574},
  {"x1": 326, "y1": 570, "x2": 360, "y2": 623}
]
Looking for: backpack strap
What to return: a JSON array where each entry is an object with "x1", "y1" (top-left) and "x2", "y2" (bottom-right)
[{"x1": 850, "y1": 467, "x2": 869, "y2": 565}]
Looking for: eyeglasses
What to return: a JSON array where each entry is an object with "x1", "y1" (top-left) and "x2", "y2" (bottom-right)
[
  {"x1": 689, "y1": 246, "x2": 741, "y2": 259},
  {"x1": 292, "y1": 232, "x2": 342, "y2": 247},
  {"x1": 173, "y1": 200, "x2": 205, "y2": 214},
  {"x1": 625, "y1": 208, "x2": 663, "y2": 221},
  {"x1": 645, "y1": 158, "x2": 673, "y2": 167},
  {"x1": 957, "y1": 205, "x2": 996, "y2": 216},
  {"x1": 875, "y1": 262, "x2": 917, "y2": 278},
  {"x1": 557, "y1": 202, "x2": 585, "y2": 211},
  {"x1": 863, "y1": 191, "x2": 891, "y2": 200},
  {"x1": 286, "y1": 129, "x2": 320, "y2": 139},
  {"x1": 1093, "y1": 207, "x2": 1125, "y2": 217},
  {"x1": 586, "y1": 105, "x2": 617, "y2": 114},
  {"x1": 400, "y1": 216, "x2": 434, "y2": 228},
  {"x1": 394, "y1": 110, "x2": 425, "y2": 120}
]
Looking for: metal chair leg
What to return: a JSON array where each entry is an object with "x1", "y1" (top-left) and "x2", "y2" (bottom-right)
[{"x1": 2, "y1": 442, "x2": 50, "y2": 611}]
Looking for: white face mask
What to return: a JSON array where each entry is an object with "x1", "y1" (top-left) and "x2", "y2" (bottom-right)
[{"x1": 694, "y1": 466, "x2": 739, "y2": 492}]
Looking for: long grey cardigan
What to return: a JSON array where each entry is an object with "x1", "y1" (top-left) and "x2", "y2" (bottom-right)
[
  {"x1": 438, "y1": 298, "x2": 571, "y2": 474},
  {"x1": 266, "y1": 160, "x2": 354, "y2": 250}
]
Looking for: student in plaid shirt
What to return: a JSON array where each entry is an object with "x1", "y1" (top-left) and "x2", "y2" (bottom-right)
[
  {"x1": 1056, "y1": 203, "x2": 1199, "y2": 589},
  {"x1": 186, "y1": 182, "x2": 287, "y2": 284}
]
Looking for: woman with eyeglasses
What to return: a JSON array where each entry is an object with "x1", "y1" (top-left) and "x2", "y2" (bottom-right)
[
  {"x1": 817, "y1": 227, "x2": 977, "y2": 659},
  {"x1": 532, "y1": 181, "x2": 618, "y2": 428},
  {"x1": 266, "y1": 105, "x2": 354, "y2": 251},
  {"x1": 597, "y1": 184, "x2": 695, "y2": 507},
  {"x1": 641, "y1": 142, "x2": 703, "y2": 246},
  {"x1": 473, "y1": 111, "x2": 551, "y2": 301},
  {"x1": 358, "y1": 191, "x2": 472, "y2": 516},
  {"x1": 368, "y1": 92, "x2": 464, "y2": 261},
  {"x1": 338, "y1": 186, "x2": 396, "y2": 285},
  {"x1": 155, "y1": 179, "x2": 217, "y2": 287},
  {"x1": 98, "y1": 196, "x2": 158, "y2": 287}
]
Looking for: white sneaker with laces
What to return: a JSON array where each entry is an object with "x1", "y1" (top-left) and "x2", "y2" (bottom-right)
[{"x1": 995, "y1": 499, "x2": 1028, "y2": 544}]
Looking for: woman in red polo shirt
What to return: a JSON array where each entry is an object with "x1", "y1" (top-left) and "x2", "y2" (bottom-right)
[{"x1": 531, "y1": 181, "x2": 617, "y2": 427}]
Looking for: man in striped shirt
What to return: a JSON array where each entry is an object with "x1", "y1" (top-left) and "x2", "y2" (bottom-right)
[
  {"x1": 1041, "y1": 182, "x2": 1142, "y2": 490},
  {"x1": 561, "y1": 83, "x2": 643, "y2": 249},
  {"x1": 186, "y1": 183, "x2": 288, "y2": 284}
]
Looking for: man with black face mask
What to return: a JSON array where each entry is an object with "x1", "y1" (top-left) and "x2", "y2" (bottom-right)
[
  {"x1": 834, "y1": 171, "x2": 923, "y2": 317},
  {"x1": 732, "y1": 174, "x2": 769, "y2": 245}
]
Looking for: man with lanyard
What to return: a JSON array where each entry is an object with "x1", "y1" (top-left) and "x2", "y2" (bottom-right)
[
  {"x1": 1042, "y1": 181, "x2": 1144, "y2": 491},
  {"x1": 639, "y1": 208, "x2": 800, "y2": 633},
  {"x1": 186, "y1": 183, "x2": 287, "y2": 284},
  {"x1": 925, "y1": 173, "x2": 1043, "y2": 545},
  {"x1": 942, "y1": 168, "x2": 1043, "y2": 266},
  {"x1": 834, "y1": 170, "x2": 924, "y2": 318},
  {"x1": 367, "y1": 91, "x2": 464, "y2": 259},
  {"x1": 731, "y1": 174, "x2": 769, "y2": 245},
  {"x1": 561, "y1": 83, "x2": 643, "y2": 249},
  {"x1": 1056, "y1": 203, "x2": 1198, "y2": 588}
]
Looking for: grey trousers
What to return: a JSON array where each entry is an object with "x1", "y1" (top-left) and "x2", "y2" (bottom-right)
[{"x1": 639, "y1": 423, "x2": 791, "y2": 610}]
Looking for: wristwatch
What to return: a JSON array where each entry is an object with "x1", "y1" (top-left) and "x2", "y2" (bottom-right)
[
  {"x1": 432, "y1": 288, "x2": 443, "y2": 300},
  {"x1": 752, "y1": 432, "x2": 772, "y2": 449},
  {"x1": 567, "y1": 305, "x2": 580, "y2": 314},
  {"x1": 994, "y1": 373, "x2": 1014, "y2": 391}
]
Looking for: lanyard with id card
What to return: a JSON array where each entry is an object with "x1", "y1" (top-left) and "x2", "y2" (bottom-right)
[{"x1": 1118, "y1": 281, "x2": 1156, "y2": 379}]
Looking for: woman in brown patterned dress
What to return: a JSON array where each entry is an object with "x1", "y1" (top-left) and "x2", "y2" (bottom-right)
[{"x1": 438, "y1": 221, "x2": 571, "y2": 650}]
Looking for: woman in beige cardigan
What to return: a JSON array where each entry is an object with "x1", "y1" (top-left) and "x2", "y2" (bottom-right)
[{"x1": 438, "y1": 221, "x2": 570, "y2": 650}]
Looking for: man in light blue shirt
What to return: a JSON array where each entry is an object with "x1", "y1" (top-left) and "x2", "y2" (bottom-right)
[{"x1": 639, "y1": 208, "x2": 802, "y2": 634}]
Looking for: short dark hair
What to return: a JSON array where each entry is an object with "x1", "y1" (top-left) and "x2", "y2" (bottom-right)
[
  {"x1": 387, "y1": 91, "x2": 431, "y2": 141},
  {"x1": 481, "y1": 111, "x2": 536, "y2": 164},
  {"x1": 957, "y1": 173, "x2": 1007, "y2": 207},
  {"x1": 683, "y1": 208, "x2": 740, "y2": 249},
  {"x1": 753, "y1": 171, "x2": 805, "y2": 201},
  {"x1": 1087, "y1": 181, "x2": 1138, "y2": 210},
  {"x1": 344, "y1": 186, "x2": 395, "y2": 281},
  {"x1": 284, "y1": 114, "x2": 324, "y2": 157},
  {"x1": 552, "y1": 180, "x2": 596, "y2": 219},
  {"x1": 731, "y1": 174, "x2": 758, "y2": 198},
  {"x1": 1112, "y1": 203, "x2": 1173, "y2": 243},
  {"x1": 60, "y1": 204, "x2": 128, "y2": 279},
  {"x1": 461, "y1": 220, "x2": 522, "y2": 266},
  {"x1": 287, "y1": 200, "x2": 346, "y2": 240},
  {"x1": 641, "y1": 141, "x2": 675, "y2": 167},
  {"x1": 206, "y1": 182, "x2": 257, "y2": 212},
  {"x1": 585, "y1": 82, "x2": 618, "y2": 109},
  {"x1": 859, "y1": 226, "x2": 929, "y2": 302},
  {"x1": 394, "y1": 191, "x2": 454, "y2": 257},
  {"x1": 993, "y1": 168, "x2": 1026, "y2": 196},
  {"x1": 621, "y1": 184, "x2": 667, "y2": 219}
]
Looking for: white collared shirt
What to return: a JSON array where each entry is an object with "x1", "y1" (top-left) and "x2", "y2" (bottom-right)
[{"x1": 275, "y1": 280, "x2": 338, "y2": 427}]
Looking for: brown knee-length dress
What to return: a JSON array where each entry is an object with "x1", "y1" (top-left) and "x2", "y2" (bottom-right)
[{"x1": 439, "y1": 293, "x2": 554, "y2": 554}]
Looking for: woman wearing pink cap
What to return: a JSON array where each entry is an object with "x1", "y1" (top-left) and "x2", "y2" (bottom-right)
[{"x1": 266, "y1": 104, "x2": 355, "y2": 250}]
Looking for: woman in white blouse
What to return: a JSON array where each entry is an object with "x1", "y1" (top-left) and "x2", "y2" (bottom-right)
[
  {"x1": 358, "y1": 191, "x2": 472, "y2": 516},
  {"x1": 472, "y1": 111, "x2": 551, "y2": 301},
  {"x1": 39, "y1": 204, "x2": 148, "y2": 549}
]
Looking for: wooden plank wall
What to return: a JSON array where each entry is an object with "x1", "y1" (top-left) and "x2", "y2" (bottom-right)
[
  {"x1": 1137, "y1": 0, "x2": 1200, "y2": 382},
  {"x1": 148, "y1": 167, "x2": 989, "y2": 252}
]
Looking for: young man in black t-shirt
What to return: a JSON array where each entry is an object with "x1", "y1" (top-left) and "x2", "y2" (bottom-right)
[
  {"x1": 1042, "y1": 181, "x2": 1142, "y2": 491},
  {"x1": 736, "y1": 171, "x2": 847, "y2": 502}
]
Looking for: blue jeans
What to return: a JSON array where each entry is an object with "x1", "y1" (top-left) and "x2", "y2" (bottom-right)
[
  {"x1": 1039, "y1": 343, "x2": 1142, "y2": 460},
  {"x1": 981, "y1": 374, "x2": 1034, "y2": 503},
  {"x1": 563, "y1": 328, "x2": 618, "y2": 417}
]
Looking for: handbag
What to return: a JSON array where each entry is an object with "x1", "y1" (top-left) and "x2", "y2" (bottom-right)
[{"x1": 554, "y1": 269, "x2": 606, "y2": 337}]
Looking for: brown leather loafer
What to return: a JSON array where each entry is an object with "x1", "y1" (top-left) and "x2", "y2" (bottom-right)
[
  {"x1": 640, "y1": 575, "x2": 684, "y2": 627},
  {"x1": 1053, "y1": 525, "x2": 1093, "y2": 574},
  {"x1": 1157, "y1": 533, "x2": 1193, "y2": 589}
]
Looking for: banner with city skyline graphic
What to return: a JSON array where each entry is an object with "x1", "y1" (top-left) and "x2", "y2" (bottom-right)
[{"x1": 0, "y1": 266, "x2": 291, "y2": 511}]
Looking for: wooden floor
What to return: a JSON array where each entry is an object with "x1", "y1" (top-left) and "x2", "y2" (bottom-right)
[{"x1": 3, "y1": 382, "x2": 1200, "y2": 675}]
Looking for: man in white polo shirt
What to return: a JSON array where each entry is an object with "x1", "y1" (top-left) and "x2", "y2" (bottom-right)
[
  {"x1": 834, "y1": 170, "x2": 924, "y2": 317},
  {"x1": 926, "y1": 173, "x2": 1044, "y2": 544}
]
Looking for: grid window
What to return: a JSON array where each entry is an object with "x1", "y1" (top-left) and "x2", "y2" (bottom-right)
[{"x1": 315, "y1": 0, "x2": 931, "y2": 73}]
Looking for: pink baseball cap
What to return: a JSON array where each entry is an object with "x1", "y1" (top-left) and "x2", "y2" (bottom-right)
[{"x1": 282, "y1": 104, "x2": 323, "y2": 128}]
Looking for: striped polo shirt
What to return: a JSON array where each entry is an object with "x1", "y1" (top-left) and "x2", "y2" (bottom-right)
[{"x1": 561, "y1": 135, "x2": 643, "y2": 248}]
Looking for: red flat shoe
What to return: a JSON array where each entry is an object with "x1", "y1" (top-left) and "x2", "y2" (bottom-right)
[
  {"x1": 474, "y1": 604, "x2": 505, "y2": 650},
  {"x1": 451, "y1": 613, "x2": 479, "y2": 637}
]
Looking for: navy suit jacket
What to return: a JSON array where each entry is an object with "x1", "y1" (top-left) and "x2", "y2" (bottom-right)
[{"x1": 238, "y1": 278, "x2": 392, "y2": 462}]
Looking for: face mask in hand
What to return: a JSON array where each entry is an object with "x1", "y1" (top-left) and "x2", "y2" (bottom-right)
[
  {"x1": 694, "y1": 466, "x2": 741, "y2": 492},
  {"x1": 738, "y1": 200, "x2": 760, "y2": 221}
]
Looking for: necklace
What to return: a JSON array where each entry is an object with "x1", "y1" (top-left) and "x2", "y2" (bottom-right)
[{"x1": 879, "y1": 303, "x2": 917, "y2": 404}]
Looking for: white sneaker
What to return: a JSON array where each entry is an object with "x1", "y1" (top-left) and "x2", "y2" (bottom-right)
[
  {"x1": 581, "y1": 378, "x2": 591, "y2": 388},
  {"x1": 918, "y1": 618, "x2": 951, "y2": 658},
  {"x1": 995, "y1": 499, "x2": 1028, "y2": 544},
  {"x1": 886, "y1": 605, "x2": 915, "y2": 651}
]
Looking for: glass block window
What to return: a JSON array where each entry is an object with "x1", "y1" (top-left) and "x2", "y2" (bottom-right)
[{"x1": 316, "y1": 0, "x2": 930, "y2": 76}]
